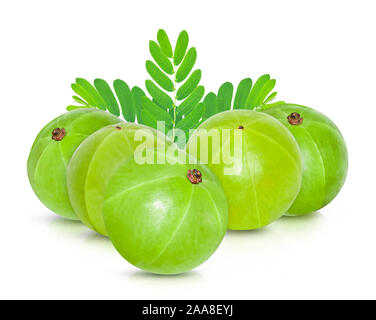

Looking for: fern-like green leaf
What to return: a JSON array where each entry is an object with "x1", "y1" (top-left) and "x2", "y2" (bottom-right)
[
  {"x1": 157, "y1": 29, "x2": 173, "y2": 58},
  {"x1": 68, "y1": 30, "x2": 206, "y2": 145},
  {"x1": 253, "y1": 79, "x2": 276, "y2": 108},
  {"x1": 176, "y1": 69, "x2": 201, "y2": 101},
  {"x1": 149, "y1": 41, "x2": 174, "y2": 75},
  {"x1": 174, "y1": 30, "x2": 189, "y2": 66},
  {"x1": 72, "y1": 95, "x2": 88, "y2": 106},
  {"x1": 217, "y1": 82, "x2": 234, "y2": 112},
  {"x1": 140, "y1": 109, "x2": 158, "y2": 129},
  {"x1": 177, "y1": 86, "x2": 205, "y2": 117},
  {"x1": 246, "y1": 74, "x2": 270, "y2": 109},
  {"x1": 71, "y1": 83, "x2": 98, "y2": 108},
  {"x1": 257, "y1": 101, "x2": 285, "y2": 110},
  {"x1": 141, "y1": 96, "x2": 172, "y2": 123},
  {"x1": 202, "y1": 75, "x2": 283, "y2": 119},
  {"x1": 141, "y1": 107, "x2": 173, "y2": 132},
  {"x1": 113, "y1": 79, "x2": 135, "y2": 122},
  {"x1": 146, "y1": 60, "x2": 175, "y2": 92},
  {"x1": 203, "y1": 92, "x2": 217, "y2": 120},
  {"x1": 66, "y1": 105, "x2": 89, "y2": 111},
  {"x1": 132, "y1": 86, "x2": 146, "y2": 123},
  {"x1": 176, "y1": 48, "x2": 197, "y2": 83},
  {"x1": 67, "y1": 31, "x2": 282, "y2": 149},
  {"x1": 144, "y1": 30, "x2": 205, "y2": 144},
  {"x1": 145, "y1": 80, "x2": 173, "y2": 110},
  {"x1": 264, "y1": 91, "x2": 277, "y2": 104},
  {"x1": 250, "y1": 78, "x2": 274, "y2": 107},
  {"x1": 69, "y1": 78, "x2": 141, "y2": 120},
  {"x1": 176, "y1": 102, "x2": 205, "y2": 135},
  {"x1": 93, "y1": 79, "x2": 120, "y2": 116},
  {"x1": 76, "y1": 78, "x2": 107, "y2": 109},
  {"x1": 234, "y1": 78, "x2": 252, "y2": 109}
]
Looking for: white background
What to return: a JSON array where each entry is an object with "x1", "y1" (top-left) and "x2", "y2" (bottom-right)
[{"x1": 1, "y1": 0, "x2": 375, "y2": 299}]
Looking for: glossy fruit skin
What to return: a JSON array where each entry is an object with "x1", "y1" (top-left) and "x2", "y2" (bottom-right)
[
  {"x1": 187, "y1": 110, "x2": 303, "y2": 230},
  {"x1": 262, "y1": 104, "x2": 348, "y2": 216},
  {"x1": 103, "y1": 150, "x2": 228, "y2": 274},
  {"x1": 27, "y1": 109, "x2": 121, "y2": 219},
  {"x1": 67, "y1": 122, "x2": 172, "y2": 236}
]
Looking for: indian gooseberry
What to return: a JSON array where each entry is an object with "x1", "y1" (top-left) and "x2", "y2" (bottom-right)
[
  {"x1": 186, "y1": 109, "x2": 303, "y2": 230},
  {"x1": 67, "y1": 122, "x2": 172, "y2": 236},
  {"x1": 262, "y1": 104, "x2": 348, "y2": 216},
  {"x1": 27, "y1": 109, "x2": 121, "y2": 219},
  {"x1": 103, "y1": 149, "x2": 228, "y2": 274}
]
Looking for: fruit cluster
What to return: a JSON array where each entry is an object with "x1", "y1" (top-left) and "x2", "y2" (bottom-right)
[
  {"x1": 27, "y1": 31, "x2": 348, "y2": 275},
  {"x1": 27, "y1": 104, "x2": 347, "y2": 274}
]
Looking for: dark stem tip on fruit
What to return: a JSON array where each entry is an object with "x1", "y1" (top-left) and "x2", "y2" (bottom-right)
[
  {"x1": 115, "y1": 126, "x2": 122, "y2": 130},
  {"x1": 238, "y1": 125, "x2": 244, "y2": 129},
  {"x1": 51, "y1": 128, "x2": 66, "y2": 141},
  {"x1": 187, "y1": 169, "x2": 202, "y2": 184},
  {"x1": 287, "y1": 112, "x2": 303, "y2": 125}
]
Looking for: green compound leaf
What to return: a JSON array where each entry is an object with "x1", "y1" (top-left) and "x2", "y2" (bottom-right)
[
  {"x1": 176, "y1": 102, "x2": 205, "y2": 135},
  {"x1": 72, "y1": 95, "x2": 88, "y2": 106},
  {"x1": 146, "y1": 60, "x2": 175, "y2": 92},
  {"x1": 140, "y1": 109, "x2": 158, "y2": 129},
  {"x1": 145, "y1": 80, "x2": 173, "y2": 110},
  {"x1": 264, "y1": 91, "x2": 278, "y2": 104},
  {"x1": 177, "y1": 85, "x2": 205, "y2": 117},
  {"x1": 144, "y1": 30, "x2": 205, "y2": 144},
  {"x1": 234, "y1": 78, "x2": 252, "y2": 109},
  {"x1": 68, "y1": 30, "x2": 206, "y2": 146},
  {"x1": 66, "y1": 105, "x2": 89, "y2": 111},
  {"x1": 174, "y1": 30, "x2": 189, "y2": 66},
  {"x1": 113, "y1": 79, "x2": 135, "y2": 122},
  {"x1": 257, "y1": 100, "x2": 285, "y2": 110},
  {"x1": 252, "y1": 78, "x2": 276, "y2": 108},
  {"x1": 141, "y1": 96, "x2": 172, "y2": 123},
  {"x1": 71, "y1": 83, "x2": 98, "y2": 108},
  {"x1": 176, "y1": 69, "x2": 201, "y2": 101},
  {"x1": 94, "y1": 78, "x2": 120, "y2": 116},
  {"x1": 246, "y1": 74, "x2": 271, "y2": 109},
  {"x1": 149, "y1": 41, "x2": 174, "y2": 75},
  {"x1": 217, "y1": 82, "x2": 234, "y2": 112},
  {"x1": 203, "y1": 92, "x2": 217, "y2": 120},
  {"x1": 152, "y1": 99, "x2": 164, "y2": 110},
  {"x1": 75, "y1": 78, "x2": 107, "y2": 110},
  {"x1": 132, "y1": 86, "x2": 146, "y2": 124},
  {"x1": 69, "y1": 78, "x2": 139, "y2": 117},
  {"x1": 157, "y1": 29, "x2": 173, "y2": 58},
  {"x1": 176, "y1": 48, "x2": 197, "y2": 83},
  {"x1": 202, "y1": 75, "x2": 283, "y2": 119}
]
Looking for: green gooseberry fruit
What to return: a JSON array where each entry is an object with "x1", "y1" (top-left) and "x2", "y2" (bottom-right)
[
  {"x1": 103, "y1": 149, "x2": 228, "y2": 274},
  {"x1": 27, "y1": 109, "x2": 121, "y2": 219},
  {"x1": 67, "y1": 122, "x2": 172, "y2": 236},
  {"x1": 186, "y1": 109, "x2": 303, "y2": 230},
  {"x1": 262, "y1": 104, "x2": 348, "y2": 216}
]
